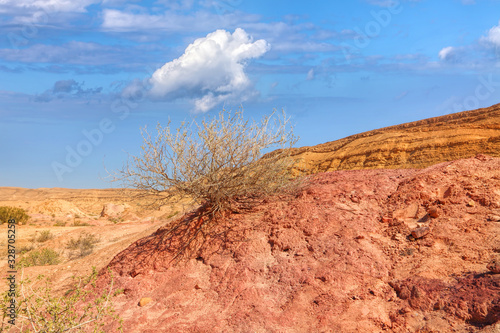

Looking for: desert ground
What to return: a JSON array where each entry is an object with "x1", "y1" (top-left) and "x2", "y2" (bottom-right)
[{"x1": 1, "y1": 104, "x2": 500, "y2": 332}]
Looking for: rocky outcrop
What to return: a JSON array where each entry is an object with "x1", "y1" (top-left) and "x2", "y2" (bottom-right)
[
  {"x1": 100, "y1": 203, "x2": 129, "y2": 218},
  {"x1": 289, "y1": 103, "x2": 500, "y2": 175},
  {"x1": 97, "y1": 155, "x2": 500, "y2": 332}
]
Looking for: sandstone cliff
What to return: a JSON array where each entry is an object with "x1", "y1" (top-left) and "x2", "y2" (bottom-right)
[{"x1": 290, "y1": 103, "x2": 500, "y2": 174}]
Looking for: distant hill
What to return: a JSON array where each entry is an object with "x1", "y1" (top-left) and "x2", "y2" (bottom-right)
[{"x1": 289, "y1": 103, "x2": 500, "y2": 174}]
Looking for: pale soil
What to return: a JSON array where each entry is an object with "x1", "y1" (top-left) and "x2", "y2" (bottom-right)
[{"x1": 0, "y1": 188, "x2": 193, "y2": 295}]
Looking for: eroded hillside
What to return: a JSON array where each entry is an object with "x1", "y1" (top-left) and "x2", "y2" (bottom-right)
[
  {"x1": 290, "y1": 103, "x2": 500, "y2": 174},
  {"x1": 96, "y1": 155, "x2": 500, "y2": 332}
]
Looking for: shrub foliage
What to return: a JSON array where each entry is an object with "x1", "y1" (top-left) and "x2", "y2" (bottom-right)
[
  {"x1": 0, "y1": 268, "x2": 122, "y2": 332},
  {"x1": 0, "y1": 206, "x2": 29, "y2": 225},
  {"x1": 66, "y1": 233, "x2": 100, "y2": 259},
  {"x1": 18, "y1": 248, "x2": 61, "y2": 268},
  {"x1": 114, "y1": 108, "x2": 298, "y2": 216}
]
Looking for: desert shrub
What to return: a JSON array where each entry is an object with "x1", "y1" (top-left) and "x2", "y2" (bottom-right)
[
  {"x1": 0, "y1": 267, "x2": 122, "y2": 332},
  {"x1": 72, "y1": 220, "x2": 91, "y2": 227},
  {"x1": 16, "y1": 244, "x2": 35, "y2": 255},
  {"x1": 36, "y1": 230, "x2": 54, "y2": 243},
  {"x1": 18, "y1": 248, "x2": 61, "y2": 267},
  {"x1": 54, "y1": 220, "x2": 66, "y2": 227},
  {"x1": 66, "y1": 233, "x2": 100, "y2": 258},
  {"x1": 0, "y1": 206, "x2": 29, "y2": 225},
  {"x1": 114, "y1": 108, "x2": 298, "y2": 215},
  {"x1": 112, "y1": 108, "x2": 298, "y2": 259}
]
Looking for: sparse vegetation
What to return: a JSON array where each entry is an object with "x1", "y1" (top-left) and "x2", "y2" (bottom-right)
[
  {"x1": 18, "y1": 248, "x2": 61, "y2": 267},
  {"x1": 36, "y1": 230, "x2": 54, "y2": 243},
  {"x1": 0, "y1": 206, "x2": 29, "y2": 225},
  {"x1": 66, "y1": 233, "x2": 100, "y2": 258},
  {"x1": 112, "y1": 108, "x2": 298, "y2": 259},
  {"x1": 114, "y1": 108, "x2": 297, "y2": 215},
  {"x1": 72, "y1": 220, "x2": 91, "y2": 227},
  {"x1": 16, "y1": 244, "x2": 35, "y2": 255},
  {"x1": 0, "y1": 267, "x2": 122, "y2": 332},
  {"x1": 108, "y1": 217, "x2": 124, "y2": 224},
  {"x1": 54, "y1": 220, "x2": 66, "y2": 227},
  {"x1": 167, "y1": 211, "x2": 179, "y2": 219},
  {"x1": 113, "y1": 288, "x2": 125, "y2": 297}
]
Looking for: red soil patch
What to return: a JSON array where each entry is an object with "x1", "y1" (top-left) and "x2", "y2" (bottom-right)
[{"x1": 97, "y1": 155, "x2": 500, "y2": 332}]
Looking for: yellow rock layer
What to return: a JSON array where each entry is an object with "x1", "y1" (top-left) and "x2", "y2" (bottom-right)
[{"x1": 290, "y1": 103, "x2": 500, "y2": 174}]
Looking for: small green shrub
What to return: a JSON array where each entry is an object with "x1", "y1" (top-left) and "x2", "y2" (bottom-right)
[
  {"x1": 66, "y1": 233, "x2": 100, "y2": 258},
  {"x1": 167, "y1": 211, "x2": 179, "y2": 219},
  {"x1": 36, "y1": 230, "x2": 54, "y2": 243},
  {"x1": 72, "y1": 220, "x2": 90, "y2": 227},
  {"x1": 113, "y1": 288, "x2": 125, "y2": 297},
  {"x1": 18, "y1": 248, "x2": 61, "y2": 267},
  {"x1": 0, "y1": 267, "x2": 123, "y2": 332},
  {"x1": 54, "y1": 220, "x2": 66, "y2": 227},
  {"x1": 0, "y1": 206, "x2": 29, "y2": 225}
]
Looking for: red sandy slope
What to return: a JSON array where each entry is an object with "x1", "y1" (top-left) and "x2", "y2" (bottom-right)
[{"x1": 98, "y1": 155, "x2": 500, "y2": 332}]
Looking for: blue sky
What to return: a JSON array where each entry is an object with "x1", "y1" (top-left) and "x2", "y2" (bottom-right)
[{"x1": 1, "y1": 0, "x2": 500, "y2": 189}]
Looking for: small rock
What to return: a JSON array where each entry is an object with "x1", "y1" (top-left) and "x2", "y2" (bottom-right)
[
  {"x1": 411, "y1": 226, "x2": 430, "y2": 239},
  {"x1": 381, "y1": 216, "x2": 392, "y2": 223},
  {"x1": 488, "y1": 215, "x2": 500, "y2": 222},
  {"x1": 427, "y1": 207, "x2": 440, "y2": 218},
  {"x1": 467, "y1": 201, "x2": 475, "y2": 207},
  {"x1": 101, "y1": 203, "x2": 127, "y2": 218},
  {"x1": 487, "y1": 259, "x2": 500, "y2": 274},
  {"x1": 138, "y1": 297, "x2": 153, "y2": 307}
]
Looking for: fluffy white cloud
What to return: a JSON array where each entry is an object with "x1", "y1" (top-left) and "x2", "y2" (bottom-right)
[
  {"x1": 482, "y1": 21, "x2": 500, "y2": 46},
  {"x1": 144, "y1": 28, "x2": 270, "y2": 112},
  {"x1": 438, "y1": 46, "x2": 456, "y2": 60}
]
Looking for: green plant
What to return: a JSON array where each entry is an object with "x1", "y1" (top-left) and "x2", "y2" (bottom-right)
[
  {"x1": 113, "y1": 288, "x2": 125, "y2": 297},
  {"x1": 54, "y1": 220, "x2": 66, "y2": 227},
  {"x1": 167, "y1": 211, "x2": 179, "y2": 219},
  {"x1": 36, "y1": 230, "x2": 54, "y2": 243},
  {"x1": 18, "y1": 248, "x2": 61, "y2": 267},
  {"x1": 66, "y1": 233, "x2": 100, "y2": 259},
  {"x1": 0, "y1": 206, "x2": 29, "y2": 225},
  {"x1": 0, "y1": 267, "x2": 123, "y2": 332},
  {"x1": 108, "y1": 217, "x2": 123, "y2": 224},
  {"x1": 72, "y1": 220, "x2": 90, "y2": 227}
]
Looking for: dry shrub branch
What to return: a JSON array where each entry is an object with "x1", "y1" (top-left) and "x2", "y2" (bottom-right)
[{"x1": 112, "y1": 108, "x2": 299, "y2": 259}]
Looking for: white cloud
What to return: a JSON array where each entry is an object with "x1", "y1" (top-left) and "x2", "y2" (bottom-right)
[
  {"x1": 141, "y1": 28, "x2": 270, "y2": 112},
  {"x1": 481, "y1": 21, "x2": 500, "y2": 46},
  {"x1": 0, "y1": 41, "x2": 128, "y2": 65},
  {"x1": 438, "y1": 46, "x2": 456, "y2": 61},
  {"x1": 306, "y1": 68, "x2": 315, "y2": 80},
  {"x1": 101, "y1": 8, "x2": 260, "y2": 33},
  {"x1": 0, "y1": 0, "x2": 97, "y2": 13}
]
